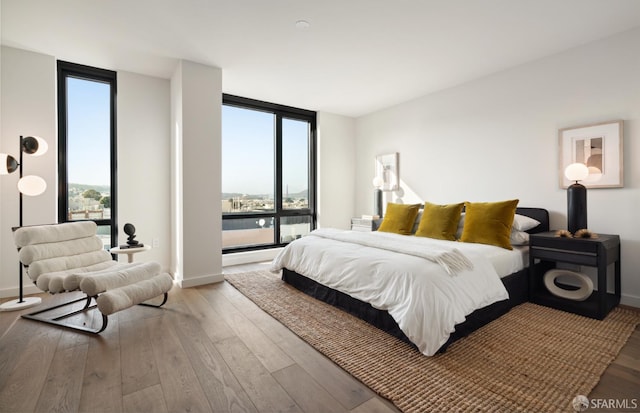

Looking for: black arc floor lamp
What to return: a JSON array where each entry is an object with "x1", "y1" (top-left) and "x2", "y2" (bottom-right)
[{"x1": 0, "y1": 135, "x2": 48, "y2": 312}]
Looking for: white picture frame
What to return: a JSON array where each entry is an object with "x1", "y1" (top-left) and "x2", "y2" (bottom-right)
[
  {"x1": 559, "y1": 120, "x2": 623, "y2": 189},
  {"x1": 375, "y1": 152, "x2": 399, "y2": 191}
]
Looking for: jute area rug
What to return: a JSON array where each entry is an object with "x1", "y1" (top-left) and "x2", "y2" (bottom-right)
[{"x1": 225, "y1": 270, "x2": 640, "y2": 413}]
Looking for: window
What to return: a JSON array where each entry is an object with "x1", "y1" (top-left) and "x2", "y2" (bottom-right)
[
  {"x1": 57, "y1": 61, "x2": 117, "y2": 248},
  {"x1": 222, "y1": 94, "x2": 316, "y2": 252}
]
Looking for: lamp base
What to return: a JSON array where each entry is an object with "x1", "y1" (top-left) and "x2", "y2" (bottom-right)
[
  {"x1": 374, "y1": 188, "x2": 383, "y2": 218},
  {"x1": 567, "y1": 183, "x2": 587, "y2": 233},
  {"x1": 0, "y1": 296, "x2": 42, "y2": 312}
]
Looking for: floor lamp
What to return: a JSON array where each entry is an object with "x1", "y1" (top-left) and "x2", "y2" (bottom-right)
[{"x1": 0, "y1": 135, "x2": 48, "y2": 311}]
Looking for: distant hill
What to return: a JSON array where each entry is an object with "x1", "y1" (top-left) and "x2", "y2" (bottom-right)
[
  {"x1": 70, "y1": 183, "x2": 110, "y2": 193},
  {"x1": 286, "y1": 189, "x2": 308, "y2": 199},
  {"x1": 222, "y1": 192, "x2": 270, "y2": 200},
  {"x1": 222, "y1": 189, "x2": 307, "y2": 200}
]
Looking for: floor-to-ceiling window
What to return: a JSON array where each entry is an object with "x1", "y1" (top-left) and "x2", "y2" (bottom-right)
[
  {"x1": 57, "y1": 61, "x2": 117, "y2": 248},
  {"x1": 222, "y1": 94, "x2": 316, "y2": 252}
]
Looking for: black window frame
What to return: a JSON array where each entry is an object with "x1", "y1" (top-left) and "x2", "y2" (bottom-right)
[
  {"x1": 222, "y1": 94, "x2": 317, "y2": 253},
  {"x1": 57, "y1": 61, "x2": 118, "y2": 247}
]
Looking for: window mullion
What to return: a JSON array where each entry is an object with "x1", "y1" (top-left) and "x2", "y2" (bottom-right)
[
  {"x1": 274, "y1": 114, "x2": 283, "y2": 244},
  {"x1": 109, "y1": 77, "x2": 118, "y2": 248}
]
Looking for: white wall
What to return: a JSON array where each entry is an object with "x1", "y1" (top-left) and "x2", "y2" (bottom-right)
[
  {"x1": 117, "y1": 71, "x2": 171, "y2": 271},
  {"x1": 0, "y1": 46, "x2": 56, "y2": 297},
  {"x1": 317, "y1": 112, "x2": 357, "y2": 230},
  {"x1": 171, "y1": 60, "x2": 223, "y2": 287},
  {"x1": 355, "y1": 28, "x2": 640, "y2": 307}
]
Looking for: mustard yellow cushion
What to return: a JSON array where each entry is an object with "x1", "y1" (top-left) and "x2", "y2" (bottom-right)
[
  {"x1": 460, "y1": 199, "x2": 519, "y2": 249},
  {"x1": 378, "y1": 203, "x2": 421, "y2": 235},
  {"x1": 415, "y1": 202, "x2": 464, "y2": 241}
]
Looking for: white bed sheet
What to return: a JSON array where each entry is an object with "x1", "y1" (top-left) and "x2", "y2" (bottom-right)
[
  {"x1": 270, "y1": 229, "x2": 512, "y2": 356},
  {"x1": 456, "y1": 242, "x2": 528, "y2": 277}
]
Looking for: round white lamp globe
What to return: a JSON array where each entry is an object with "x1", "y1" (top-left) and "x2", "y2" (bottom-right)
[
  {"x1": 564, "y1": 163, "x2": 589, "y2": 182},
  {"x1": 18, "y1": 175, "x2": 47, "y2": 196}
]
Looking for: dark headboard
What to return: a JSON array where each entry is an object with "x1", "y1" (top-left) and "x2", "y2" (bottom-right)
[{"x1": 515, "y1": 207, "x2": 549, "y2": 234}]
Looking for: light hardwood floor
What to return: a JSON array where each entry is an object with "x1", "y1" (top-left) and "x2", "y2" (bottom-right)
[{"x1": 0, "y1": 262, "x2": 638, "y2": 413}]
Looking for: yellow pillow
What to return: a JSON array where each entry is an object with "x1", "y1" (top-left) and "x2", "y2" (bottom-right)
[
  {"x1": 460, "y1": 199, "x2": 519, "y2": 249},
  {"x1": 415, "y1": 202, "x2": 464, "y2": 241},
  {"x1": 378, "y1": 203, "x2": 421, "y2": 235}
]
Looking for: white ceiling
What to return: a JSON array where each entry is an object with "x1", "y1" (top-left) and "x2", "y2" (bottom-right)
[{"x1": 2, "y1": 0, "x2": 640, "y2": 117}]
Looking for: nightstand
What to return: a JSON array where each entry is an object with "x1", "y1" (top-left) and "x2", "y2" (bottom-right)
[
  {"x1": 351, "y1": 217, "x2": 381, "y2": 232},
  {"x1": 529, "y1": 231, "x2": 620, "y2": 320}
]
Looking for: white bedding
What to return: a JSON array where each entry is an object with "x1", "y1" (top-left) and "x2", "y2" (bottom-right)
[
  {"x1": 270, "y1": 229, "x2": 514, "y2": 356},
  {"x1": 449, "y1": 241, "x2": 528, "y2": 278}
]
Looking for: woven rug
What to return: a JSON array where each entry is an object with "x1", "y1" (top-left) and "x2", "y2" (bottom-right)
[{"x1": 225, "y1": 270, "x2": 640, "y2": 413}]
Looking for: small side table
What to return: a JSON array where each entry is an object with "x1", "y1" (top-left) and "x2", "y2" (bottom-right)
[
  {"x1": 110, "y1": 245, "x2": 151, "y2": 263},
  {"x1": 529, "y1": 231, "x2": 620, "y2": 320}
]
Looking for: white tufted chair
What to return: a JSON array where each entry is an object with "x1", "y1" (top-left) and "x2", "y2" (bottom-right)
[{"x1": 14, "y1": 221, "x2": 173, "y2": 333}]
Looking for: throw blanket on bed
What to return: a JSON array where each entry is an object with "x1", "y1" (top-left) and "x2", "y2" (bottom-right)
[
  {"x1": 270, "y1": 229, "x2": 509, "y2": 356},
  {"x1": 310, "y1": 228, "x2": 473, "y2": 275}
]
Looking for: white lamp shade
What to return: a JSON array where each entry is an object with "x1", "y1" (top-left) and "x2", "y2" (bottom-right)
[
  {"x1": 564, "y1": 163, "x2": 589, "y2": 182},
  {"x1": 372, "y1": 176, "x2": 384, "y2": 188},
  {"x1": 27, "y1": 136, "x2": 48, "y2": 156},
  {"x1": 18, "y1": 175, "x2": 47, "y2": 196},
  {"x1": 0, "y1": 153, "x2": 19, "y2": 175}
]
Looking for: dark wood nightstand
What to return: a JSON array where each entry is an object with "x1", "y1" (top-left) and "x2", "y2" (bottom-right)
[
  {"x1": 351, "y1": 217, "x2": 381, "y2": 232},
  {"x1": 529, "y1": 231, "x2": 620, "y2": 319}
]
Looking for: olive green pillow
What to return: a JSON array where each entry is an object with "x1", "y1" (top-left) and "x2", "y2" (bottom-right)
[
  {"x1": 460, "y1": 199, "x2": 519, "y2": 250},
  {"x1": 377, "y1": 203, "x2": 421, "y2": 235},
  {"x1": 415, "y1": 202, "x2": 464, "y2": 241}
]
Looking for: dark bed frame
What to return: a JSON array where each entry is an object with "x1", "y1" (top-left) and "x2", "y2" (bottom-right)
[{"x1": 282, "y1": 207, "x2": 550, "y2": 353}]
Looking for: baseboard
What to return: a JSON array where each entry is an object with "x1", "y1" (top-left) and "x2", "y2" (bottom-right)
[
  {"x1": 621, "y1": 293, "x2": 640, "y2": 309},
  {"x1": 0, "y1": 284, "x2": 40, "y2": 299},
  {"x1": 177, "y1": 272, "x2": 225, "y2": 288}
]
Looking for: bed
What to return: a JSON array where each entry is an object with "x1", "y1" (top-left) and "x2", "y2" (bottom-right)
[{"x1": 270, "y1": 206, "x2": 549, "y2": 356}]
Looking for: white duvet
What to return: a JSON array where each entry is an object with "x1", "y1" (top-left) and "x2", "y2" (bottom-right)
[{"x1": 270, "y1": 228, "x2": 510, "y2": 356}]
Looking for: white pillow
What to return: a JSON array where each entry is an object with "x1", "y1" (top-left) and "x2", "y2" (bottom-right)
[
  {"x1": 512, "y1": 214, "x2": 540, "y2": 231},
  {"x1": 510, "y1": 230, "x2": 530, "y2": 246}
]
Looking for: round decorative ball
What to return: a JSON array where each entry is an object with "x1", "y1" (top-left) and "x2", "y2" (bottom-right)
[{"x1": 124, "y1": 223, "x2": 136, "y2": 236}]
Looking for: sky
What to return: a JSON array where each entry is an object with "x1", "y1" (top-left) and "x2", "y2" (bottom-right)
[
  {"x1": 66, "y1": 77, "x2": 310, "y2": 195},
  {"x1": 67, "y1": 76, "x2": 111, "y2": 186},
  {"x1": 222, "y1": 105, "x2": 309, "y2": 196}
]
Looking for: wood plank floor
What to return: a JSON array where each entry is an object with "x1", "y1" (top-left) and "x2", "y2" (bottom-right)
[{"x1": 0, "y1": 262, "x2": 637, "y2": 413}]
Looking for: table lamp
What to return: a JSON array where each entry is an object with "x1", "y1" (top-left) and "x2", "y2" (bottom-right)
[{"x1": 565, "y1": 162, "x2": 589, "y2": 234}]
